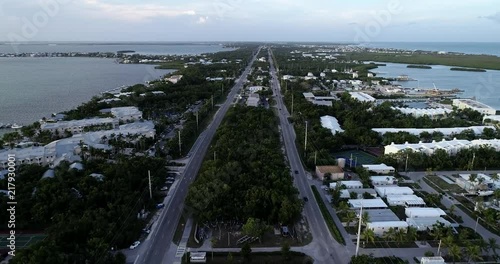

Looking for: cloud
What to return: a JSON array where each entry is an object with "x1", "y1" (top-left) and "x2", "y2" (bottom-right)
[
  {"x1": 82, "y1": 0, "x2": 196, "y2": 22},
  {"x1": 480, "y1": 12, "x2": 500, "y2": 23},
  {"x1": 196, "y1": 16, "x2": 208, "y2": 24}
]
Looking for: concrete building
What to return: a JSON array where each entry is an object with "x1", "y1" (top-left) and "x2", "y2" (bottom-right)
[
  {"x1": 375, "y1": 186, "x2": 414, "y2": 198},
  {"x1": 366, "y1": 221, "x2": 408, "y2": 235},
  {"x1": 386, "y1": 195, "x2": 425, "y2": 206},
  {"x1": 246, "y1": 94, "x2": 260, "y2": 107},
  {"x1": 316, "y1": 165, "x2": 344, "y2": 180},
  {"x1": 348, "y1": 198, "x2": 388, "y2": 209},
  {"x1": 370, "y1": 176, "x2": 397, "y2": 186},
  {"x1": 405, "y1": 208, "x2": 446, "y2": 218},
  {"x1": 362, "y1": 164, "x2": 395, "y2": 174},
  {"x1": 349, "y1": 92, "x2": 376, "y2": 103},
  {"x1": 453, "y1": 99, "x2": 497, "y2": 115},
  {"x1": 320, "y1": 115, "x2": 344, "y2": 135}
]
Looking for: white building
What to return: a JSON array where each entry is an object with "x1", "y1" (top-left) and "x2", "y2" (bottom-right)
[
  {"x1": 110, "y1": 107, "x2": 143, "y2": 121},
  {"x1": 165, "y1": 75, "x2": 183, "y2": 84},
  {"x1": 349, "y1": 92, "x2": 376, "y2": 103},
  {"x1": 370, "y1": 176, "x2": 397, "y2": 186},
  {"x1": 282, "y1": 75, "x2": 295, "y2": 80},
  {"x1": 373, "y1": 126, "x2": 494, "y2": 137},
  {"x1": 375, "y1": 186, "x2": 414, "y2": 198},
  {"x1": 333, "y1": 180, "x2": 363, "y2": 189},
  {"x1": 247, "y1": 86, "x2": 265, "y2": 93},
  {"x1": 366, "y1": 221, "x2": 408, "y2": 235},
  {"x1": 483, "y1": 115, "x2": 500, "y2": 124},
  {"x1": 407, "y1": 217, "x2": 451, "y2": 231},
  {"x1": 348, "y1": 198, "x2": 388, "y2": 209},
  {"x1": 386, "y1": 195, "x2": 425, "y2": 206},
  {"x1": 453, "y1": 99, "x2": 497, "y2": 115},
  {"x1": 384, "y1": 138, "x2": 500, "y2": 155},
  {"x1": 320, "y1": 115, "x2": 344, "y2": 135},
  {"x1": 420, "y1": 256, "x2": 445, "y2": 264},
  {"x1": 405, "y1": 208, "x2": 446, "y2": 218},
  {"x1": 392, "y1": 107, "x2": 452, "y2": 118},
  {"x1": 41, "y1": 118, "x2": 117, "y2": 135},
  {"x1": 362, "y1": 164, "x2": 395, "y2": 174}
]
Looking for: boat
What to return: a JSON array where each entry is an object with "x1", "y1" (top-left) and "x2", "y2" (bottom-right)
[{"x1": 11, "y1": 123, "x2": 23, "y2": 129}]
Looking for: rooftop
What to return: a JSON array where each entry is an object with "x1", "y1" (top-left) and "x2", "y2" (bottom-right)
[
  {"x1": 348, "y1": 198, "x2": 388, "y2": 209},
  {"x1": 320, "y1": 115, "x2": 344, "y2": 135},
  {"x1": 367, "y1": 221, "x2": 409, "y2": 228},
  {"x1": 349, "y1": 92, "x2": 376, "y2": 102},
  {"x1": 364, "y1": 209, "x2": 400, "y2": 222},
  {"x1": 316, "y1": 165, "x2": 343, "y2": 174},
  {"x1": 362, "y1": 163, "x2": 395, "y2": 171},
  {"x1": 453, "y1": 98, "x2": 495, "y2": 110}
]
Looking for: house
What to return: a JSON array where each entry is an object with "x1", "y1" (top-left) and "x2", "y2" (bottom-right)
[
  {"x1": 405, "y1": 208, "x2": 446, "y2": 218},
  {"x1": 315, "y1": 165, "x2": 344, "y2": 180},
  {"x1": 352, "y1": 72, "x2": 359, "y2": 78},
  {"x1": 407, "y1": 217, "x2": 451, "y2": 231},
  {"x1": 375, "y1": 186, "x2": 414, "y2": 198},
  {"x1": 349, "y1": 92, "x2": 376, "y2": 103},
  {"x1": 386, "y1": 195, "x2": 425, "y2": 207},
  {"x1": 367, "y1": 73, "x2": 374, "y2": 78},
  {"x1": 370, "y1": 176, "x2": 397, "y2": 186},
  {"x1": 334, "y1": 180, "x2": 363, "y2": 189},
  {"x1": 366, "y1": 221, "x2": 408, "y2": 235},
  {"x1": 347, "y1": 188, "x2": 378, "y2": 199},
  {"x1": 248, "y1": 86, "x2": 265, "y2": 93},
  {"x1": 320, "y1": 116, "x2": 344, "y2": 135},
  {"x1": 348, "y1": 198, "x2": 388, "y2": 209},
  {"x1": 282, "y1": 75, "x2": 295, "y2": 80},
  {"x1": 362, "y1": 164, "x2": 395, "y2": 174},
  {"x1": 165, "y1": 75, "x2": 183, "y2": 84}
]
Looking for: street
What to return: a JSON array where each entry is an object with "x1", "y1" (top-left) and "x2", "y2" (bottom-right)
[{"x1": 128, "y1": 47, "x2": 262, "y2": 264}]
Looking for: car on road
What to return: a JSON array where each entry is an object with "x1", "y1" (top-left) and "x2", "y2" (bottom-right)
[
  {"x1": 303, "y1": 196, "x2": 308, "y2": 202},
  {"x1": 294, "y1": 170, "x2": 299, "y2": 174},
  {"x1": 156, "y1": 203, "x2": 165, "y2": 209},
  {"x1": 160, "y1": 186, "x2": 169, "y2": 191},
  {"x1": 129, "y1": 241, "x2": 140, "y2": 249}
]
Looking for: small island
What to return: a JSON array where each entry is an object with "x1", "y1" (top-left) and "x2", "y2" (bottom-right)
[
  {"x1": 407, "y1": 65, "x2": 432, "y2": 69},
  {"x1": 450, "y1": 67, "x2": 486, "y2": 72},
  {"x1": 116, "y1": 50, "x2": 135, "y2": 54}
]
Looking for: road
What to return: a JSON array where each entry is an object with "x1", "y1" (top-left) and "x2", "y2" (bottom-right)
[
  {"x1": 268, "y1": 48, "x2": 352, "y2": 264},
  {"x1": 132, "y1": 47, "x2": 262, "y2": 264}
]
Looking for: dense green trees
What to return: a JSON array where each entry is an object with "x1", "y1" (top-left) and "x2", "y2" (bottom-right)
[
  {"x1": 186, "y1": 107, "x2": 303, "y2": 224},
  {"x1": 1, "y1": 156, "x2": 167, "y2": 264}
]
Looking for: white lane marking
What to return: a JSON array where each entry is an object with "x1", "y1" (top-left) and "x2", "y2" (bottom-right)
[{"x1": 133, "y1": 255, "x2": 140, "y2": 264}]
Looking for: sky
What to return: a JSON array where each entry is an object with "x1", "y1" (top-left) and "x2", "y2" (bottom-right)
[{"x1": 0, "y1": 0, "x2": 499, "y2": 42}]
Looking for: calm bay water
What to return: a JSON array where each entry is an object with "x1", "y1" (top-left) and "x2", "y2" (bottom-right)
[
  {"x1": 0, "y1": 42, "x2": 232, "y2": 55},
  {"x1": 374, "y1": 63, "x2": 500, "y2": 110},
  {"x1": 0, "y1": 57, "x2": 172, "y2": 126}
]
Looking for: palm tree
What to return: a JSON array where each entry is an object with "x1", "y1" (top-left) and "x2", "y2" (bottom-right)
[
  {"x1": 395, "y1": 229, "x2": 406, "y2": 246},
  {"x1": 383, "y1": 227, "x2": 396, "y2": 246},
  {"x1": 448, "y1": 204, "x2": 456, "y2": 215},
  {"x1": 488, "y1": 238, "x2": 499, "y2": 258},
  {"x1": 362, "y1": 228, "x2": 375, "y2": 245},
  {"x1": 448, "y1": 244, "x2": 461, "y2": 264},
  {"x1": 466, "y1": 245, "x2": 483, "y2": 263},
  {"x1": 361, "y1": 211, "x2": 370, "y2": 226},
  {"x1": 441, "y1": 235, "x2": 454, "y2": 254},
  {"x1": 491, "y1": 173, "x2": 500, "y2": 182},
  {"x1": 345, "y1": 210, "x2": 356, "y2": 227},
  {"x1": 477, "y1": 238, "x2": 488, "y2": 254},
  {"x1": 337, "y1": 201, "x2": 349, "y2": 213},
  {"x1": 406, "y1": 227, "x2": 418, "y2": 242}
]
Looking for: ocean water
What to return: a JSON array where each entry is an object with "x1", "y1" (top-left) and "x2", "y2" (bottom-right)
[
  {"x1": 373, "y1": 62, "x2": 500, "y2": 109},
  {"x1": 0, "y1": 42, "x2": 234, "y2": 55},
  {"x1": 0, "y1": 57, "x2": 172, "y2": 126},
  {"x1": 362, "y1": 42, "x2": 500, "y2": 56}
]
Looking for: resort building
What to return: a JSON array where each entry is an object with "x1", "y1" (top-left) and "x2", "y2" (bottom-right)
[
  {"x1": 372, "y1": 126, "x2": 495, "y2": 136},
  {"x1": 40, "y1": 118, "x2": 117, "y2": 135},
  {"x1": 452, "y1": 99, "x2": 497, "y2": 115},
  {"x1": 110, "y1": 107, "x2": 143, "y2": 121},
  {"x1": 392, "y1": 107, "x2": 452, "y2": 118},
  {"x1": 384, "y1": 138, "x2": 500, "y2": 155}
]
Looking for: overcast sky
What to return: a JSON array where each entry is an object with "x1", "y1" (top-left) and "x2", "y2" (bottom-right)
[{"x1": 0, "y1": 0, "x2": 499, "y2": 42}]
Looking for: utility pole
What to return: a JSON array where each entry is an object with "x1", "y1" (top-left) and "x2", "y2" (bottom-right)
[
  {"x1": 474, "y1": 216, "x2": 479, "y2": 232},
  {"x1": 355, "y1": 156, "x2": 358, "y2": 167},
  {"x1": 350, "y1": 153, "x2": 353, "y2": 167},
  {"x1": 211, "y1": 95, "x2": 214, "y2": 109},
  {"x1": 405, "y1": 153, "x2": 409, "y2": 173},
  {"x1": 355, "y1": 205, "x2": 363, "y2": 256},
  {"x1": 148, "y1": 170, "x2": 152, "y2": 199},
  {"x1": 291, "y1": 93, "x2": 294, "y2": 116},
  {"x1": 178, "y1": 131, "x2": 182, "y2": 154},
  {"x1": 314, "y1": 151, "x2": 317, "y2": 165},
  {"x1": 470, "y1": 152, "x2": 476, "y2": 171},
  {"x1": 195, "y1": 111, "x2": 199, "y2": 131},
  {"x1": 214, "y1": 151, "x2": 216, "y2": 161},
  {"x1": 304, "y1": 121, "x2": 308, "y2": 153},
  {"x1": 437, "y1": 239, "x2": 442, "y2": 256},
  {"x1": 221, "y1": 83, "x2": 224, "y2": 95}
]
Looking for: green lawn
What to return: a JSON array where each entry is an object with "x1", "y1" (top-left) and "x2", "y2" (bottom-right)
[
  {"x1": 423, "y1": 176, "x2": 464, "y2": 193},
  {"x1": 311, "y1": 185, "x2": 346, "y2": 245}
]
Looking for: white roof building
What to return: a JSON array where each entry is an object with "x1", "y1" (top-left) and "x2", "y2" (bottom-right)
[
  {"x1": 483, "y1": 115, "x2": 500, "y2": 124},
  {"x1": 334, "y1": 180, "x2": 363, "y2": 189},
  {"x1": 246, "y1": 94, "x2": 260, "y2": 107},
  {"x1": 41, "y1": 118, "x2": 117, "y2": 134},
  {"x1": 375, "y1": 186, "x2": 414, "y2": 198},
  {"x1": 320, "y1": 115, "x2": 344, "y2": 135},
  {"x1": 165, "y1": 75, "x2": 183, "y2": 84},
  {"x1": 370, "y1": 176, "x2": 397, "y2": 186},
  {"x1": 420, "y1": 256, "x2": 446, "y2": 264},
  {"x1": 362, "y1": 164, "x2": 395, "y2": 174},
  {"x1": 367, "y1": 221, "x2": 409, "y2": 235},
  {"x1": 392, "y1": 107, "x2": 452, "y2": 118},
  {"x1": 386, "y1": 195, "x2": 425, "y2": 206},
  {"x1": 453, "y1": 99, "x2": 497, "y2": 115},
  {"x1": 349, "y1": 92, "x2": 376, "y2": 103},
  {"x1": 372, "y1": 126, "x2": 494, "y2": 136},
  {"x1": 110, "y1": 107, "x2": 143, "y2": 121},
  {"x1": 405, "y1": 208, "x2": 446, "y2": 218},
  {"x1": 406, "y1": 217, "x2": 451, "y2": 231},
  {"x1": 384, "y1": 138, "x2": 500, "y2": 155},
  {"x1": 348, "y1": 198, "x2": 388, "y2": 209},
  {"x1": 247, "y1": 86, "x2": 265, "y2": 93}
]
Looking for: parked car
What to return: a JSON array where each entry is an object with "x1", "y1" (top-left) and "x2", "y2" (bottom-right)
[
  {"x1": 156, "y1": 203, "x2": 165, "y2": 209},
  {"x1": 303, "y1": 196, "x2": 309, "y2": 202},
  {"x1": 294, "y1": 170, "x2": 299, "y2": 174},
  {"x1": 160, "y1": 186, "x2": 169, "y2": 191},
  {"x1": 129, "y1": 241, "x2": 140, "y2": 249}
]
